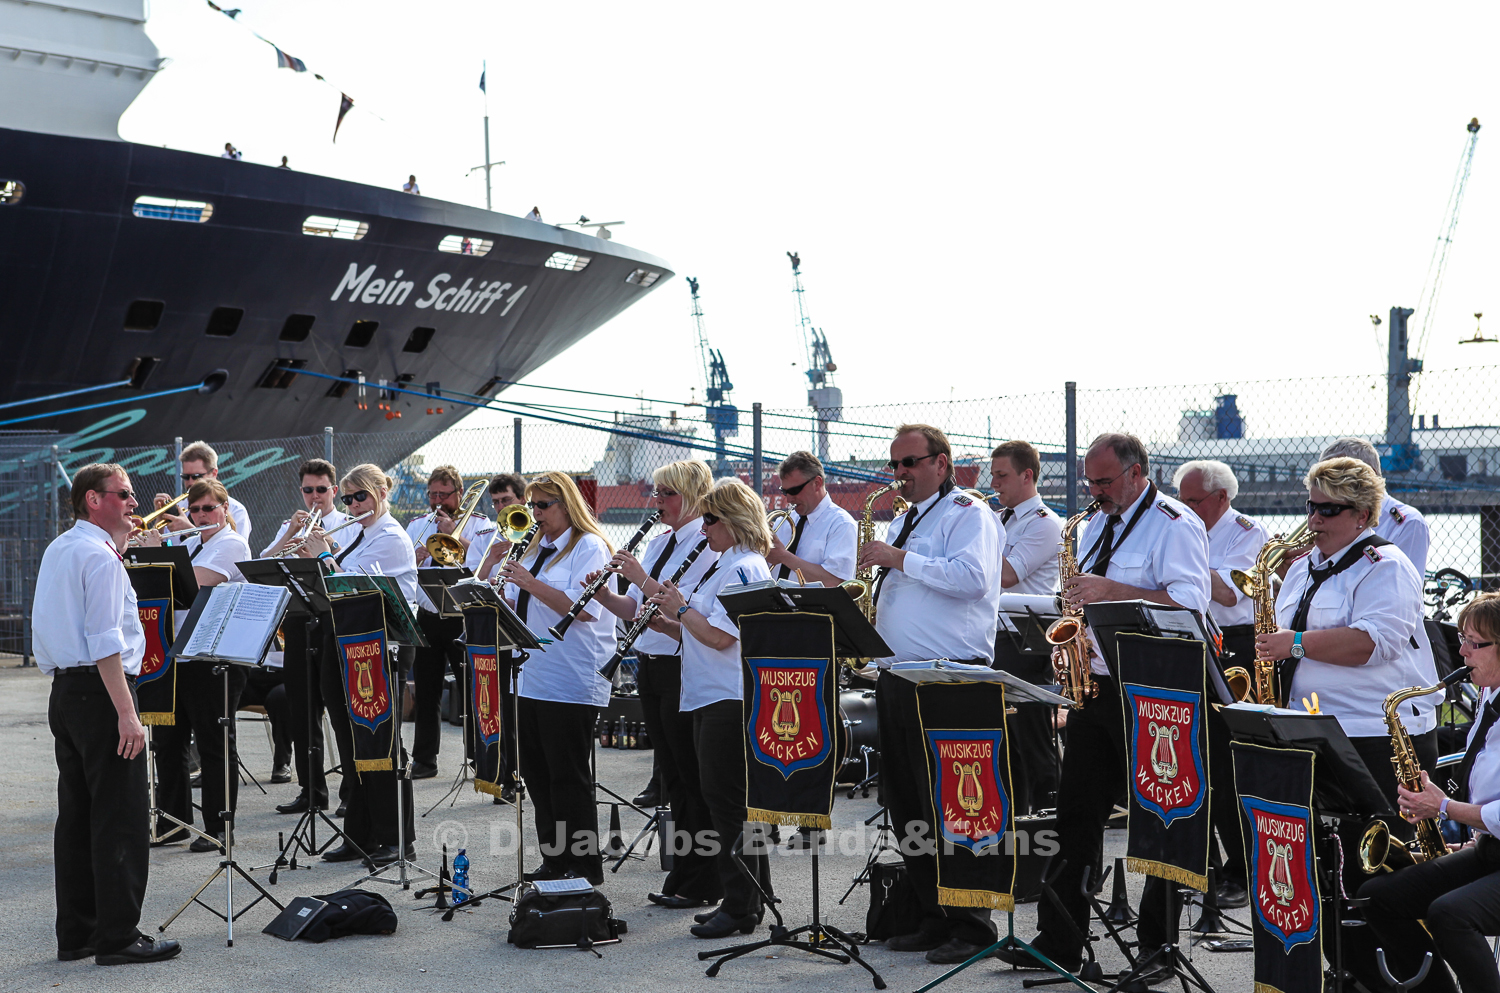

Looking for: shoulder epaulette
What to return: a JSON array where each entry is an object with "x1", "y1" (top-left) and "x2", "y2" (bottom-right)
[
  {"x1": 953, "y1": 494, "x2": 973, "y2": 507},
  {"x1": 1236, "y1": 515, "x2": 1254, "y2": 531},
  {"x1": 473, "y1": 526, "x2": 496, "y2": 536},
  {"x1": 1363, "y1": 545, "x2": 1383, "y2": 563},
  {"x1": 1389, "y1": 505, "x2": 1406, "y2": 524},
  {"x1": 1156, "y1": 501, "x2": 1181, "y2": 520},
  {"x1": 1035, "y1": 507, "x2": 1048, "y2": 519}
]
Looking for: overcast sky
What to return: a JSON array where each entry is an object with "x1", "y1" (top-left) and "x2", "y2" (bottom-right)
[{"x1": 119, "y1": 0, "x2": 1500, "y2": 437}]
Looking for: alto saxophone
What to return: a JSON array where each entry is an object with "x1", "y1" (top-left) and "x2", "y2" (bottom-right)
[
  {"x1": 1359, "y1": 677, "x2": 1463, "y2": 873},
  {"x1": 845, "y1": 480, "x2": 909, "y2": 647},
  {"x1": 1046, "y1": 501, "x2": 1101, "y2": 708},
  {"x1": 1229, "y1": 524, "x2": 1311, "y2": 705}
]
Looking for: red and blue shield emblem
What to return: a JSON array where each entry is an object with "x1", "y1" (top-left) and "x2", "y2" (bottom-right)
[
  {"x1": 337, "y1": 631, "x2": 391, "y2": 732},
  {"x1": 1242, "y1": 796, "x2": 1320, "y2": 951},
  {"x1": 136, "y1": 598, "x2": 171, "y2": 686},
  {"x1": 746, "y1": 658, "x2": 832, "y2": 777},
  {"x1": 925, "y1": 730, "x2": 1009, "y2": 854},
  {"x1": 469, "y1": 647, "x2": 501, "y2": 747},
  {"x1": 1124, "y1": 684, "x2": 1206, "y2": 824}
]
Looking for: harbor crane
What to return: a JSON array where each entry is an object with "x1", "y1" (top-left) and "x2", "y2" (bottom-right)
[
  {"x1": 787, "y1": 252, "x2": 842, "y2": 462},
  {"x1": 686, "y1": 277, "x2": 737, "y2": 476}
]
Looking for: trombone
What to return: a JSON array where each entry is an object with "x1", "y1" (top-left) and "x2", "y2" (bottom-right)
[
  {"x1": 424, "y1": 480, "x2": 489, "y2": 567},
  {"x1": 127, "y1": 490, "x2": 189, "y2": 538}
]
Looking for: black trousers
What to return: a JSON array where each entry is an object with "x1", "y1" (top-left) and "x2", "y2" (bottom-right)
[
  {"x1": 241, "y1": 665, "x2": 290, "y2": 769},
  {"x1": 283, "y1": 614, "x2": 330, "y2": 805},
  {"x1": 1038, "y1": 674, "x2": 1176, "y2": 957},
  {"x1": 1359, "y1": 835, "x2": 1500, "y2": 993},
  {"x1": 50, "y1": 670, "x2": 148, "y2": 956},
  {"x1": 494, "y1": 659, "x2": 519, "y2": 788},
  {"x1": 877, "y1": 671, "x2": 998, "y2": 946},
  {"x1": 517, "y1": 696, "x2": 602, "y2": 883},
  {"x1": 637, "y1": 653, "x2": 720, "y2": 900},
  {"x1": 154, "y1": 661, "x2": 248, "y2": 838},
  {"x1": 413, "y1": 609, "x2": 464, "y2": 766},
  {"x1": 1212, "y1": 624, "x2": 1256, "y2": 883},
  {"x1": 993, "y1": 633, "x2": 1060, "y2": 815},
  {"x1": 322, "y1": 641, "x2": 414, "y2": 850},
  {"x1": 693, "y1": 699, "x2": 773, "y2": 917}
]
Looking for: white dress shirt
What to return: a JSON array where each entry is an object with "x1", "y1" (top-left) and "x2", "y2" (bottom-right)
[
  {"x1": 331, "y1": 512, "x2": 422, "y2": 608},
  {"x1": 1464, "y1": 688, "x2": 1500, "y2": 836},
  {"x1": 407, "y1": 511, "x2": 492, "y2": 611},
  {"x1": 1276, "y1": 529, "x2": 1436, "y2": 737},
  {"x1": 679, "y1": 545, "x2": 771, "y2": 712},
  {"x1": 1076, "y1": 485, "x2": 1211, "y2": 676},
  {"x1": 1205, "y1": 508, "x2": 1268, "y2": 629},
  {"x1": 626, "y1": 519, "x2": 719, "y2": 657},
  {"x1": 504, "y1": 529, "x2": 615, "y2": 708},
  {"x1": 259, "y1": 508, "x2": 350, "y2": 557},
  {"x1": 185, "y1": 527, "x2": 252, "y2": 585},
  {"x1": 772, "y1": 493, "x2": 858, "y2": 583},
  {"x1": 32, "y1": 520, "x2": 146, "y2": 675},
  {"x1": 1000, "y1": 494, "x2": 1063, "y2": 595},
  {"x1": 874, "y1": 488, "x2": 1004, "y2": 665},
  {"x1": 1376, "y1": 495, "x2": 1429, "y2": 576}
]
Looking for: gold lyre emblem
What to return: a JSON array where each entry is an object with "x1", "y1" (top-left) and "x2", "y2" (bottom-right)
[
  {"x1": 477, "y1": 671, "x2": 492, "y2": 721},
  {"x1": 1267, "y1": 840, "x2": 1295, "y2": 906},
  {"x1": 1148, "y1": 721, "x2": 1180, "y2": 783},
  {"x1": 768, "y1": 688, "x2": 802, "y2": 741},
  {"x1": 953, "y1": 761, "x2": 985, "y2": 817},
  {"x1": 354, "y1": 656, "x2": 375, "y2": 704}
]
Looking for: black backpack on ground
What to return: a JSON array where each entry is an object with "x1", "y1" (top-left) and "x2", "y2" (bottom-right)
[{"x1": 507, "y1": 884, "x2": 626, "y2": 951}]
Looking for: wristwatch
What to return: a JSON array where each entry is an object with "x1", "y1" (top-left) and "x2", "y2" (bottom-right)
[
  {"x1": 1440, "y1": 797, "x2": 1452, "y2": 821},
  {"x1": 1290, "y1": 632, "x2": 1305, "y2": 659},
  {"x1": 676, "y1": 604, "x2": 691, "y2": 619}
]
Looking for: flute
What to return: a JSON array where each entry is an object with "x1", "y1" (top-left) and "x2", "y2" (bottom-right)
[
  {"x1": 597, "y1": 536, "x2": 710, "y2": 681},
  {"x1": 548, "y1": 509, "x2": 662, "y2": 640}
]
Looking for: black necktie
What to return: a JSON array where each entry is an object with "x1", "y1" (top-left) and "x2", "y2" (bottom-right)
[
  {"x1": 333, "y1": 528, "x2": 364, "y2": 565},
  {"x1": 189, "y1": 541, "x2": 203, "y2": 562},
  {"x1": 1289, "y1": 560, "x2": 1338, "y2": 632},
  {"x1": 515, "y1": 546, "x2": 555, "y2": 624},
  {"x1": 649, "y1": 533, "x2": 678, "y2": 582},
  {"x1": 1459, "y1": 700, "x2": 1500, "y2": 804},
  {"x1": 1001, "y1": 507, "x2": 1015, "y2": 526},
  {"x1": 777, "y1": 515, "x2": 808, "y2": 580},
  {"x1": 1088, "y1": 516, "x2": 1122, "y2": 576}
]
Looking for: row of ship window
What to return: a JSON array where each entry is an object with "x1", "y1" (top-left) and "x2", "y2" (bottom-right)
[{"x1": 123, "y1": 300, "x2": 433, "y2": 355}]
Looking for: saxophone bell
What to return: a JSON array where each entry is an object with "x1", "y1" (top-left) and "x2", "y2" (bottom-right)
[{"x1": 1222, "y1": 666, "x2": 1254, "y2": 703}]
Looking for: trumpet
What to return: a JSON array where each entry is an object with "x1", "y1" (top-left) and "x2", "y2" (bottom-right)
[
  {"x1": 549, "y1": 509, "x2": 661, "y2": 640},
  {"x1": 425, "y1": 480, "x2": 489, "y2": 567},
  {"x1": 127, "y1": 490, "x2": 189, "y2": 536},
  {"x1": 282, "y1": 510, "x2": 373, "y2": 556}
]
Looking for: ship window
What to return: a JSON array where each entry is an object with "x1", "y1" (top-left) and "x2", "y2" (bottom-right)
[
  {"x1": 544, "y1": 251, "x2": 591, "y2": 272},
  {"x1": 257, "y1": 358, "x2": 306, "y2": 389},
  {"x1": 125, "y1": 356, "x2": 160, "y2": 389},
  {"x1": 205, "y1": 307, "x2": 243, "y2": 337},
  {"x1": 279, "y1": 314, "x2": 315, "y2": 342},
  {"x1": 477, "y1": 376, "x2": 501, "y2": 397},
  {"x1": 0, "y1": 180, "x2": 23, "y2": 205},
  {"x1": 625, "y1": 268, "x2": 661, "y2": 287},
  {"x1": 303, "y1": 215, "x2": 369, "y2": 240},
  {"x1": 345, "y1": 320, "x2": 378, "y2": 347},
  {"x1": 402, "y1": 327, "x2": 435, "y2": 353},
  {"x1": 438, "y1": 234, "x2": 493, "y2": 256},
  {"x1": 326, "y1": 369, "x2": 361, "y2": 399},
  {"x1": 133, "y1": 196, "x2": 213, "y2": 223},
  {"x1": 124, "y1": 300, "x2": 164, "y2": 331}
]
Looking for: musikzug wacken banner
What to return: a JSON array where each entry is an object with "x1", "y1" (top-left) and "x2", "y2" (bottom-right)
[
  {"x1": 1233, "y1": 741, "x2": 1324, "y2": 993},
  {"x1": 1118, "y1": 632, "x2": 1212, "y2": 891},
  {"x1": 916, "y1": 679, "x2": 1017, "y2": 910},
  {"x1": 740, "y1": 612, "x2": 840, "y2": 829},
  {"x1": 460, "y1": 600, "x2": 506, "y2": 799},
  {"x1": 329, "y1": 591, "x2": 395, "y2": 773},
  {"x1": 127, "y1": 563, "x2": 177, "y2": 726}
]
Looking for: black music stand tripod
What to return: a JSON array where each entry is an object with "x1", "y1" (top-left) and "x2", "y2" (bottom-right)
[{"x1": 418, "y1": 567, "x2": 481, "y2": 816}]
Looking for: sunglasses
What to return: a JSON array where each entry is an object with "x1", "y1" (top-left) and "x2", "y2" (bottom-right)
[
  {"x1": 701, "y1": 512, "x2": 721, "y2": 526},
  {"x1": 301, "y1": 485, "x2": 331, "y2": 494},
  {"x1": 340, "y1": 490, "x2": 372, "y2": 506},
  {"x1": 188, "y1": 503, "x2": 221, "y2": 515},
  {"x1": 1461, "y1": 635, "x2": 1495, "y2": 650},
  {"x1": 652, "y1": 489, "x2": 680, "y2": 499},
  {"x1": 527, "y1": 499, "x2": 558, "y2": 511},
  {"x1": 427, "y1": 489, "x2": 456, "y2": 500},
  {"x1": 886, "y1": 453, "x2": 940, "y2": 471},
  {"x1": 181, "y1": 471, "x2": 209, "y2": 482},
  {"x1": 1306, "y1": 500, "x2": 1356, "y2": 518},
  {"x1": 779, "y1": 478, "x2": 813, "y2": 497},
  {"x1": 99, "y1": 488, "x2": 135, "y2": 502}
]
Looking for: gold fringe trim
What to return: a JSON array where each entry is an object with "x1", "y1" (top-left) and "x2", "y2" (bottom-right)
[
  {"x1": 1126, "y1": 857, "x2": 1207, "y2": 893},
  {"x1": 936, "y1": 885, "x2": 1015, "y2": 911},
  {"x1": 1255, "y1": 983, "x2": 1287, "y2": 993},
  {"x1": 474, "y1": 779, "x2": 504, "y2": 799},
  {"x1": 745, "y1": 807, "x2": 832, "y2": 830},
  {"x1": 354, "y1": 758, "x2": 392, "y2": 772},
  {"x1": 139, "y1": 713, "x2": 175, "y2": 726}
]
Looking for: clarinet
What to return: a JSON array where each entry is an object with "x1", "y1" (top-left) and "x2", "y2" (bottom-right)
[
  {"x1": 548, "y1": 509, "x2": 661, "y2": 640},
  {"x1": 597, "y1": 537, "x2": 710, "y2": 681}
]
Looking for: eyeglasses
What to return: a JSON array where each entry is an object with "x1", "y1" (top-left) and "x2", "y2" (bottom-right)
[
  {"x1": 99, "y1": 489, "x2": 134, "y2": 502},
  {"x1": 1082, "y1": 469, "x2": 1134, "y2": 489},
  {"x1": 652, "y1": 489, "x2": 680, "y2": 499},
  {"x1": 181, "y1": 471, "x2": 209, "y2": 482},
  {"x1": 426, "y1": 489, "x2": 456, "y2": 500},
  {"x1": 886, "y1": 453, "x2": 940, "y2": 471},
  {"x1": 1461, "y1": 635, "x2": 1495, "y2": 650},
  {"x1": 780, "y1": 478, "x2": 813, "y2": 496},
  {"x1": 701, "y1": 512, "x2": 721, "y2": 526},
  {"x1": 188, "y1": 503, "x2": 221, "y2": 515},
  {"x1": 527, "y1": 499, "x2": 558, "y2": 511},
  {"x1": 1306, "y1": 500, "x2": 1356, "y2": 518},
  {"x1": 1181, "y1": 494, "x2": 1217, "y2": 507},
  {"x1": 340, "y1": 490, "x2": 372, "y2": 506},
  {"x1": 301, "y1": 485, "x2": 331, "y2": 495}
]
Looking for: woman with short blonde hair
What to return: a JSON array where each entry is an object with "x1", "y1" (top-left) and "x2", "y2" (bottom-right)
[{"x1": 1304, "y1": 456, "x2": 1386, "y2": 522}]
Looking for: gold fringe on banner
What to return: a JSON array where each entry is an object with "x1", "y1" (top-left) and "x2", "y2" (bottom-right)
[
  {"x1": 1255, "y1": 983, "x2": 1288, "y2": 993},
  {"x1": 937, "y1": 885, "x2": 1015, "y2": 912},
  {"x1": 474, "y1": 779, "x2": 504, "y2": 799},
  {"x1": 354, "y1": 758, "x2": 393, "y2": 772},
  {"x1": 746, "y1": 808, "x2": 832, "y2": 830},
  {"x1": 1126, "y1": 857, "x2": 1207, "y2": 893},
  {"x1": 139, "y1": 712, "x2": 175, "y2": 726}
]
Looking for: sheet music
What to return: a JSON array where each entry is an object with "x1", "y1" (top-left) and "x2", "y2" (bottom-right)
[
  {"x1": 180, "y1": 586, "x2": 236, "y2": 658},
  {"x1": 216, "y1": 584, "x2": 285, "y2": 661},
  {"x1": 1148, "y1": 608, "x2": 1202, "y2": 639}
]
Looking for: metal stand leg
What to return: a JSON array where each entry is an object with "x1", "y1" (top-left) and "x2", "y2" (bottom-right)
[{"x1": 359, "y1": 653, "x2": 439, "y2": 891}]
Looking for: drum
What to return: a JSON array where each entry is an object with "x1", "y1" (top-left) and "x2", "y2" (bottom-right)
[{"x1": 836, "y1": 687, "x2": 880, "y2": 788}]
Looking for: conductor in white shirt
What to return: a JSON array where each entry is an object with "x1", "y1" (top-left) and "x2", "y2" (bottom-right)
[
  {"x1": 766, "y1": 450, "x2": 857, "y2": 588},
  {"x1": 33, "y1": 463, "x2": 181, "y2": 965}
]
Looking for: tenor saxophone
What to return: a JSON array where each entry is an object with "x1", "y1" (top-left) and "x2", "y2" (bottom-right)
[
  {"x1": 1229, "y1": 524, "x2": 1310, "y2": 705},
  {"x1": 844, "y1": 480, "x2": 909, "y2": 635},
  {"x1": 1046, "y1": 501, "x2": 1101, "y2": 708}
]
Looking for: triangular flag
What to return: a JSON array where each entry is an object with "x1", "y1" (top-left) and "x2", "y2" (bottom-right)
[
  {"x1": 334, "y1": 93, "x2": 354, "y2": 142},
  {"x1": 479, "y1": 63, "x2": 486, "y2": 93},
  {"x1": 274, "y1": 47, "x2": 307, "y2": 72}
]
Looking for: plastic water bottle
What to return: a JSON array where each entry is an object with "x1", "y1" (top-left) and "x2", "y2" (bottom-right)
[{"x1": 452, "y1": 848, "x2": 470, "y2": 906}]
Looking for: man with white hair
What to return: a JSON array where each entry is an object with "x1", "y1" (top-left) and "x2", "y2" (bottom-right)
[{"x1": 1318, "y1": 437, "x2": 1430, "y2": 574}]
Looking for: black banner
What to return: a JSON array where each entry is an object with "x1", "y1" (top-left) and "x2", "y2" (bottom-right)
[
  {"x1": 1118, "y1": 632, "x2": 1212, "y2": 891},
  {"x1": 126, "y1": 563, "x2": 176, "y2": 726},
  {"x1": 739, "y1": 612, "x2": 840, "y2": 829},
  {"x1": 460, "y1": 601, "x2": 505, "y2": 799},
  {"x1": 915, "y1": 679, "x2": 1016, "y2": 910},
  {"x1": 328, "y1": 591, "x2": 395, "y2": 774},
  {"x1": 1232, "y1": 742, "x2": 1323, "y2": 993}
]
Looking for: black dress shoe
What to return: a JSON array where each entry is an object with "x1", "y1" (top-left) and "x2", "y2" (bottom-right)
[
  {"x1": 409, "y1": 760, "x2": 438, "y2": 780},
  {"x1": 322, "y1": 842, "x2": 366, "y2": 863},
  {"x1": 649, "y1": 893, "x2": 709, "y2": 909},
  {"x1": 96, "y1": 935, "x2": 182, "y2": 966},
  {"x1": 275, "y1": 793, "x2": 310, "y2": 815},
  {"x1": 1130, "y1": 947, "x2": 1176, "y2": 987},
  {"x1": 1216, "y1": 879, "x2": 1249, "y2": 910},
  {"x1": 523, "y1": 864, "x2": 566, "y2": 882},
  {"x1": 334, "y1": 802, "x2": 347, "y2": 818},
  {"x1": 364, "y1": 844, "x2": 416, "y2": 868},
  {"x1": 690, "y1": 910, "x2": 759, "y2": 939},
  {"x1": 887, "y1": 931, "x2": 947, "y2": 952},
  {"x1": 270, "y1": 765, "x2": 292, "y2": 785},
  {"x1": 694, "y1": 905, "x2": 759, "y2": 924},
  {"x1": 926, "y1": 939, "x2": 996, "y2": 964},
  {"x1": 500, "y1": 782, "x2": 518, "y2": 804},
  {"x1": 633, "y1": 785, "x2": 660, "y2": 807},
  {"x1": 189, "y1": 833, "x2": 225, "y2": 854},
  {"x1": 994, "y1": 939, "x2": 1081, "y2": 972},
  {"x1": 57, "y1": 946, "x2": 95, "y2": 961}
]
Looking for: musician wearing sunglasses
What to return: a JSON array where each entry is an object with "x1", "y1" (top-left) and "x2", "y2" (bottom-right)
[
  {"x1": 498, "y1": 472, "x2": 616, "y2": 886},
  {"x1": 589, "y1": 460, "x2": 723, "y2": 909},
  {"x1": 1359, "y1": 593, "x2": 1500, "y2": 993},
  {"x1": 295, "y1": 464, "x2": 421, "y2": 868},
  {"x1": 766, "y1": 451, "x2": 857, "y2": 590},
  {"x1": 153, "y1": 479, "x2": 253, "y2": 854},
  {"x1": 151, "y1": 440, "x2": 252, "y2": 539},
  {"x1": 260, "y1": 459, "x2": 348, "y2": 556},
  {"x1": 645, "y1": 477, "x2": 775, "y2": 939}
]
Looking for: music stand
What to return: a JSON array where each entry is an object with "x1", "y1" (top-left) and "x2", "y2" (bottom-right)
[
  {"x1": 997, "y1": 593, "x2": 1063, "y2": 658},
  {"x1": 417, "y1": 566, "x2": 480, "y2": 814},
  {"x1": 1084, "y1": 599, "x2": 1234, "y2": 704}
]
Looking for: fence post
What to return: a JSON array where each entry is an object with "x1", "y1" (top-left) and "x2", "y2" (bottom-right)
[
  {"x1": 174, "y1": 436, "x2": 183, "y2": 476},
  {"x1": 1065, "y1": 382, "x2": 1077, "y2": 518},
  {"x1": 752, "y1": 403, "x2": 763, "y2": 496},
  {"x1": 324, "y1": 426, "x2": 334, "y2": 464},
  {"x1": 513, "y1": 418, "x2": 523, "y2": 473}
]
